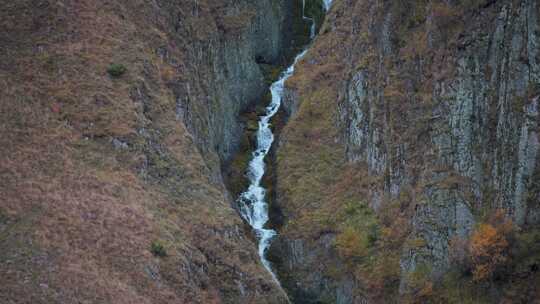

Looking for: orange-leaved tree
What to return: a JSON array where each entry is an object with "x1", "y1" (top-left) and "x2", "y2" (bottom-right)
[{"x1": 468, "y1": 210, "x2": 513, "y2": 281}]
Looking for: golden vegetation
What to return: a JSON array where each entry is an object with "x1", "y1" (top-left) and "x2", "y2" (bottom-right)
[{"x1": 469, "y1": 222, "x2": 510, "y2": 281}]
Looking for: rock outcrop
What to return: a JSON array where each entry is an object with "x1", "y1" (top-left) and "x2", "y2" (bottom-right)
[
  {"x1": 272, "y1": 0, "x2": 540, "y2": 302},
  {"x1": 2, "y1": 0, "x2": 540, "y2": 303}
]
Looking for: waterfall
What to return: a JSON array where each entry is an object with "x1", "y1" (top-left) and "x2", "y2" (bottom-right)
[
  {"x1": 302, "y1": 0, "x2": 333, "y2": 38},
  {"x1": 323, "y1": 0, "x2": 333, "y2": 12},
  {"x1": 237, "y1": 49, "x2": 308, "y2": 281},
  {"x1": 236, "y1": 0, "x2": 334, "y2": 284},
  {"x1": 302, "y1": 0, "x2": 316, "y2": 38}
]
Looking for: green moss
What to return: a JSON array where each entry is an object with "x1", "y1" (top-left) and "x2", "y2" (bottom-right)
[
  {"x1": 226, "y1": 146, "x2": 252, "y2": 197},
  {"x1": 0, "y1": 209, "x2": 7, "y2": 227},
  {"x1": 512, "y1": 95, "x2": 527, "y2": 114},
  {"x1": 406, "y1": 237, "x2": 427, "y2": 249},
  {"x1": 409, "y1": 263, "x2": 432, "y2": 284},
  {"x1": 37, "y1": 53, "x2": 61, "y2": 73}
]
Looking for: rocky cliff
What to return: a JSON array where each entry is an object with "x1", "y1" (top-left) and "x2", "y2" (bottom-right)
[
  {"x1": 2, "y1": 0, "x2": 540, "y2": 303},
  {"x1": 272, "y1": 0, "x2": 540, "y2": 303},
  {"x1": 0, "y1": 0, "x2": 294, "y2": 303}
]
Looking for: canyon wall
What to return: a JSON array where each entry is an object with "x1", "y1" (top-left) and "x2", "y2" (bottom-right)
[
  {"x1": 272, "y1": 0, "x2": 540, "y2": 303},
  {"x1": 2, "y1": 0, "x2": 540, "y2": 303}
]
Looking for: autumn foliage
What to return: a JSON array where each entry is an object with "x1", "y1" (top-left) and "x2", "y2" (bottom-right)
[
  {"x1": 336, "y1": 226, "x2": 369, "y2": 260},
  {"x1": 468, "y1": 210, "x2": 514, "y2": 282},
  {"x1": 469, "y1": 223, "x2": 508, "y2": 281}
]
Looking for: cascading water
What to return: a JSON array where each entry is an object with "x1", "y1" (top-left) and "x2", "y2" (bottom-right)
[
  {"x1": 322, "y1": 0, "x2": 333, "y2": 11},
  {"x1": 302, "y1": 0, "x2": 316, "y2": 38},
  {"x1": 237, "y1": 49, "x2": 308, "y2": 280},
  {"x1": 236, "y1": 0, "x2": 333, "y2": 283}
]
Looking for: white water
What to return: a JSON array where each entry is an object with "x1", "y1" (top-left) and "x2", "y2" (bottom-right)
[
  {"x1": 323, "y1": 0, "x2": 333, "y2": 12},
  {"x1": 237, "y1": 49, "x2": 308, "y2": 280},
  {"x1": 236, "y1": 0, "x2": 333, "y2": 283},
  {"x1": 302, "y1": 0, "x2": 316, "y2": 38},
  {"x1": 302, "y1": 0, "x2": 333, "y2": 38}
]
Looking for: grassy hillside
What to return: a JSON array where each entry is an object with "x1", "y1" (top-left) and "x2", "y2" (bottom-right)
[{"x1": 0, "y1": 1, "x2": 289, "y2": 303}]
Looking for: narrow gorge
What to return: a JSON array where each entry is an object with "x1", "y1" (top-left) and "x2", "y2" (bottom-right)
[
  {"x1": 236, "y1": 48, "x2": 309, "y2": 280},
  {"x1": 235, "y1": 0, "x2": 332, "y2": 286},
  {"x1": 1, "y1": 0, "x2": 539, "y2": 304}
]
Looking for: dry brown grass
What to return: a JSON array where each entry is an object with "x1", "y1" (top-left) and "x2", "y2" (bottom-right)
[{"x1": 0, "y1": 0, "x2": 287, "y2": 303}]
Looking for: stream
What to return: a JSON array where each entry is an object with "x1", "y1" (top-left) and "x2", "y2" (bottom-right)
[{"x1": 236, "y1": 0, "x2": 333, "y2": 284}]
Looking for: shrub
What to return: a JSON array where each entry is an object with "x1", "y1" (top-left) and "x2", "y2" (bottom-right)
[
  {"x1": 468, "y1": 211, "x2": 513, "y2": 282},
  {"x1": 336, "y1": 226, "x2": 369, "y2": 260},
  {"x1": 365, "y1": 252, "x2": 401, "y2": 292},
  {"x1": 407, "y1": 264, "x2": 434, "y2": 300},
  {"x1": 107, "y1": 63, "x2": 127, "y2": 78},
  {"x1": 150, "y1": 240, "x2": 167, "y2": 257}
]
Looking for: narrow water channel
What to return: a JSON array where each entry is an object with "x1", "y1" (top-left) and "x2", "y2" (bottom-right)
[{"x1": 236, "y1": 0, "x2": 333, "y2": 285}]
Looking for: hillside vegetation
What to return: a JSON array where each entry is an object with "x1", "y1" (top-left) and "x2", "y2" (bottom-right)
[
  {"x1": 272, "y1": 0, "x2": 540, "y2": 302},
  {"x1": 0, "y1": 0, "x2": 292, "y2": 303}
]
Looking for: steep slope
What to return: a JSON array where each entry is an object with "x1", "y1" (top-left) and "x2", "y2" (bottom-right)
[
  {"x1": 0, "y1": 0, "x2": 294, "y2": 303},
  {"x1": 3, "y1": 0, "x2": 540, "y2": 303},
  {"x1": 271, "y1": 0, "x2": 540, "y2": 303}
]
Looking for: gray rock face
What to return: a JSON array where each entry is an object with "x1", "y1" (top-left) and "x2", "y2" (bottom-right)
[
  {"x1": 338, "y1": 0, "x2": 540, "y2": 293},
  {"x1": 281, "y1": 87, "x2": 301, "y2": 119},
  {"x1": 271, "y1": 234, "x2": 368, "y2": 304},
  {"x1": 165, "y1": 0, "x2": 292, "y2": 178},
  {"x1": 131, "y1": 1, "x2": 295, "y2": 302}
]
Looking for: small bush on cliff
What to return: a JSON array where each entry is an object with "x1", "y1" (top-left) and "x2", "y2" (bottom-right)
[
  {"x1": 336, "y1": 226, "x2": 369, "y2": 260},
  {"x1": 107, "y1": 63, "x2": 127, "y2": 78},
  {"x1": 335, "y1": 202, "x2": 379, "y2": 262},
  {"x1": 448, "y1": 210, "x2": 516, "y2": 282},
  {"x1": 151, "y1": 240, "x2": 167, "y2": 257},
  {"x1": 406, "y1": 264, "x2": 434, "y2": 301},
  {"x1": 449, "y1": 210, "x2": 515, "y2": 282},
  {"x1": 469, "y1": 210, "x2": 513, "y2": 282},
  {"x1": 469, "y1": 223, "x2": 508, "y2": 281}
]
